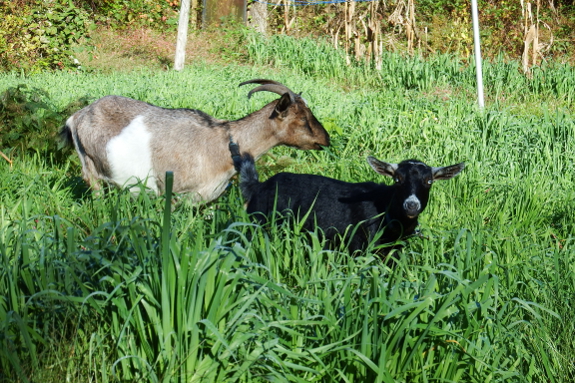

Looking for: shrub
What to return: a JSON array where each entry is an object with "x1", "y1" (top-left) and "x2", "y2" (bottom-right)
[
  {"x1": 86, "y1": 0, "x2": 180, "y2": 30},
  {"x1": 0, "y1": 84, "x2": 89, "y2": 159},
  {"x1": 0, "y1": 0, "x2": 92, "y2": 71}
]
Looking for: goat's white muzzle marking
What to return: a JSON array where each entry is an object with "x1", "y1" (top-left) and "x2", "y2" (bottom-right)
[
  {"x1": 403, "y1": 194, "x2": 421, "y2": 218},
  {"x1": 106, "y1": 115, "x2": 157, "y2": 193}
]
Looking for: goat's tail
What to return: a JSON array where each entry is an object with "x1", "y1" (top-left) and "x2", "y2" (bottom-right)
[
  {"x1": 237, "y1": 153, "x2": 260, "y2": 203},
  {"x1": 58, "y1": 117, "x2": 74, "y2": 148}
]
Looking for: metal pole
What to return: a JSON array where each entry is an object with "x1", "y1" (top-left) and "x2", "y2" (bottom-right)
[
  {"x1": 471, "y1": 0, "x2": 485, "y2": 109},
  {"x1": 174, "y1": 0, "x2": 191, "y2": 71}
]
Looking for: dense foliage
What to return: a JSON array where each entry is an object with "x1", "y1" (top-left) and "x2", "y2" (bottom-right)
[
  {"x1": 0, "y1": 0, "x2": 92, "y2": 71},
  {"x1": 263, "y1": 0, "x2": 575, "y2": 61},
  {"x1": 0, "y1": 0, "x2": 180, "y2": 72},
  {"x1": 2, "y1": 1, "x2": 575, "y2": 72},
  {"x1": 0, "y1": 33, "x2": 574, "y2": 381},
  {"x1": 0, "y1": 84, "x2": 89, "y2": 157}
]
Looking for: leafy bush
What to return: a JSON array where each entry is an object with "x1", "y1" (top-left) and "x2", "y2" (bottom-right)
[
  {"x1": 0, "y1": 0, "x2": 184, "y2": 72},
  {"x1": 0, "y1": 84, "x2": 61, "y2": 157},
  {"x1": 0, "y1": 84, "x2": 89, "y2": 159},
  {"x1": 87, "y1": 0, "x2": 180, "y2": 30},
  {"x1": 0, "y1": 0, "x2": 92, "y2": 71}
]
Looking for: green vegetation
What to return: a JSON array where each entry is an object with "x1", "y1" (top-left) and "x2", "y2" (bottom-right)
[
  {"x1": 0, "y1": 84, "x2": 90, "y2": 158},
  {"x1": 3, "y1": 1, "x2": 575, "y2": 72},
  {"x1": 0, "y1": 0, "x2": 93, "y2": 71},
  {"x1": 0, "y1": 0, "x2": 180, "y2": 72},
  {"x1": 1, "y1": 33, "x2": 575, "y2": 382}
]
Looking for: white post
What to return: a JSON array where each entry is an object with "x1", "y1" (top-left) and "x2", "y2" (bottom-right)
[
  {"x1": 471, "y1": 0, "x2": 485, "y2": 108},
  {"x1": 174, "y1": 0, "x2": 191, "y2": 71}
]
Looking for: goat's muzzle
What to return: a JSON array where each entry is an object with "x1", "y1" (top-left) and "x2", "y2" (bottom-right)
[
  {"x1": 403, "y1": 195, "x2": 422, "y2": 219},
  {"x1": 315, "y1": 136, "x2": 330, "y2": 149}
]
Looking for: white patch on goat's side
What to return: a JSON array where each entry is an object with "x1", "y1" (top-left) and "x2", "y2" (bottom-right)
[
  {"x1": 403, "y1": 194, "x2": 421, "y2": 217},
  {"x1": 106, "y1": 115, "x2": 157, "y2": 193}
]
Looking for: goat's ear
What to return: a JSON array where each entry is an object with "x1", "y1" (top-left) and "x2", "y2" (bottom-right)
[
  {"x1": 367, "y1": 156, "x2": 397, "y2": 178},
  {"x1": 432, "y1": 162, "x2": 465, "y2": 180},
  {"x1": 274, "y1": 93, "x2": 293, "y2": 117}
]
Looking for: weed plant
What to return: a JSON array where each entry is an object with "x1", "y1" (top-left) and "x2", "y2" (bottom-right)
[{"x1": 0, "y1": 38, "x2": 574, "y2": 382}]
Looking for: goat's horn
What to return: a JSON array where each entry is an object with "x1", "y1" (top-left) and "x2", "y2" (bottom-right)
[
  {"x1": 239, "y1": 79, "x2": 286, "y2": 87},
  {"x1": 239, "y1": 79, "x2": 296, "y2": 104}
]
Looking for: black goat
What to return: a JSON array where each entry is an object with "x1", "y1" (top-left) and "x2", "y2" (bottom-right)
[{"x1": 230, "y1": 142, "x2": 465, "y2": 252}]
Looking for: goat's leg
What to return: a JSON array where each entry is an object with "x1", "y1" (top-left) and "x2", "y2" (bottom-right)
[{"x1": 82, "y1": 156, "x2": 103, "y2": 192}]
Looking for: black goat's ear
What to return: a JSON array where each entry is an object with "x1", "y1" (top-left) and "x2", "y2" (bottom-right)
[
  {"x1": 367, "y1": 156, "x2": 397, "y2": 178},
  {"x1": 432, "y1": 162, "x2": 465, "y2": 180},
  {"x1": 274, "y1": 92, "x2": 293, "y2": 117}
]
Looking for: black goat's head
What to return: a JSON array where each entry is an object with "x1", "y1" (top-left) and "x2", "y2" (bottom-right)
[{"x1": 367, "y1": 157, "x2": 465, "y2": 219}]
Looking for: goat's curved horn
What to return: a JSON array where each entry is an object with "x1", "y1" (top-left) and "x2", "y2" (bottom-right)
[
  {"x1": 239, "y1": 79, "x2": 296, "y2": 104},
  {"x1": 239, "y1": 79, "x2": 285, "y2": 87}
]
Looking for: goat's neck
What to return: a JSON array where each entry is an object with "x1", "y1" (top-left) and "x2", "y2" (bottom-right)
[
  {"x1": 227, "y1": 104, "x2": 281, "y2": 159},
  {"x1": 383, "y1": 204, "x2": 419, "y2": 240}
]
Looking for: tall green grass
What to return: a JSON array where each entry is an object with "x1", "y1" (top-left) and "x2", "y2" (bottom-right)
[
  {"x1": 245, "y1": 32, "x2": 575, "y2": 110},
  {"x1": 0, "y1": 36, "x2": 574, "y2": 382}
]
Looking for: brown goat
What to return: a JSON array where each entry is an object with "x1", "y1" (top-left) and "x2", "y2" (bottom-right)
[{"x1": 60, "y1": 79, "x2": 330, "y2": 202}]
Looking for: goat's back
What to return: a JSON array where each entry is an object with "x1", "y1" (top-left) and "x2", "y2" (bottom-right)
[
  {"x1": 69, "y1": 95, "x2": 224, "y2": 138},
  {"x1": 246, "y1": 172, "x2": 393, "y2": 241}
]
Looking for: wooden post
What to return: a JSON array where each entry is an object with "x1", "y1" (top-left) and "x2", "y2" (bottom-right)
[
  {"x1": 283, "y1": 0, "x2": 290, "y2": 33},
  {"x1": 174, "y1": 0, "x2": 191, "y2": 71},
  {"x1": 248, "y1": 1, "x2": 268, "y2": 34},
  {"x1": 406, "y1": 0, "x2": 415, "y2": 55},
  {"x1": 471, "y1": 0, "x2": 485, "y2": 108}
]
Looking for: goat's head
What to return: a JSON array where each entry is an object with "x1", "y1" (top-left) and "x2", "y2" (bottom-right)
[
  {"x1": 240, "y1": 79, "x2": 330, "y2": 150},
  {"x1": 367, "y1": 157, "x2": 465, "y2": 219}
]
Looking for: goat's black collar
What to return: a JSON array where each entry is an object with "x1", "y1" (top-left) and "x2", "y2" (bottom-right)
[{"x1": 229, "y1": 135, "x2": 242, "y2": 172}]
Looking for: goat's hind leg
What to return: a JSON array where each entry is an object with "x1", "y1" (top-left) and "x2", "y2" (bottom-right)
[{"x1": 81, "y1": 155, "x2": 104, "y2": 194}]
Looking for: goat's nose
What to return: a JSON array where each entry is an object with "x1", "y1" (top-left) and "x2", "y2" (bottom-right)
[
  {"x1": 407, "y1": 200, "x2": 418, "y2": 209},
  {"x1": 403, "y1": 195, "x2": 421, "y2": 216}
]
